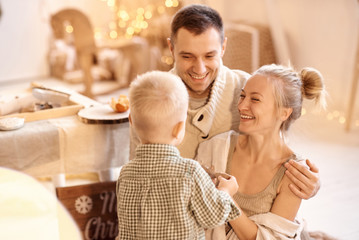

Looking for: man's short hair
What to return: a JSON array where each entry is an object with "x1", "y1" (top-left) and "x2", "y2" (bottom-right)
[{"x1": 170, "y1": 4, "x2": 224, "y2": 44}]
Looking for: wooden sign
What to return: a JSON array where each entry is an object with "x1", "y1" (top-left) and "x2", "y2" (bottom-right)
[{"x1": 56, "y1": 181, "x2": 118, "y2": 240}]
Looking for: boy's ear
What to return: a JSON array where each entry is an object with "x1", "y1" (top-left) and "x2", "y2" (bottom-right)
[
  {"x1": 172, "y1": 121, "x2": 185, "y2": 139},
  {"x1": 128, "y1": 113, "x2": 132, "y2": 125}
]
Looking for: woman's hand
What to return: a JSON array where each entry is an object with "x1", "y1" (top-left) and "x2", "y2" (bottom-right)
[{"x1": 284, "y1": 159, "x2": 320, "y2": 199}]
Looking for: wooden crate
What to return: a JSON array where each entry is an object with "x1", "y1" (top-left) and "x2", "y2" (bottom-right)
[{"x1": 0, "y1": 100, "x2": 83, "y2": 122}]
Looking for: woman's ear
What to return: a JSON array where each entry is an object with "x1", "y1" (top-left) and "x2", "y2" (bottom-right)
[
  {"x1": 172, "y1": 121, "x2": 185, "y2": 139},
  {"x1": 281, "y1": 107, "x2": 293, "y2": 121}
]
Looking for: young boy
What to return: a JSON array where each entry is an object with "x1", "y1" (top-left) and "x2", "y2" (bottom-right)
[{"x1": 116, "y1": 71, "x2": 240, "y2": 239}]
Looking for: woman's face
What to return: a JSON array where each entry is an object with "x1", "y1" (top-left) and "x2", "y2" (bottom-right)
[{"x1": 237, "y1": 74, "x2": 282, "y2": 134}]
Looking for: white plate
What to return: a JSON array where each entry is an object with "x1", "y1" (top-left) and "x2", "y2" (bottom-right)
[{"x1": 0, "y1": 117, "x2": 25, "y2": 131}]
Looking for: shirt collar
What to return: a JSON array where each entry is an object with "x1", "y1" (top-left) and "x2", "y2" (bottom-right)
[{"x1": 135, "y1": 144, "x2": 180, "y2": 160}]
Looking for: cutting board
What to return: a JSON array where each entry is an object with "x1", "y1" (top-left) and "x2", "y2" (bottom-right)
[{"x1": 77, "y1": 105, "x2": 129, "y2": 124}]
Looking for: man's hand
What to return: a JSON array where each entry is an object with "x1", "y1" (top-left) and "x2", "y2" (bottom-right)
[{"x1": 284, "y1": 159, "x2": 321, "y2": 199}]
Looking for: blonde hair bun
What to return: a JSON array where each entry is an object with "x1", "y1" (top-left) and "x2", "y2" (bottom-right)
[{"x1": 300, "y1": 67, "x2": 327, "y2": 109}]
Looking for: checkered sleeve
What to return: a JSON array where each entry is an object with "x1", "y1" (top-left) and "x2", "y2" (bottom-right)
[{"x1": 189, "y1": 161, "x2": 241, "y2": 229}]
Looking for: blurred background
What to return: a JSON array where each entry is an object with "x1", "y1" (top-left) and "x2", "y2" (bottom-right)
[
  {"x1": 0, "y1": 0, "x2": 358, "y2": 239},
  {"x1": 0, "y1": 0, "x2": 358, "y2": 129}
]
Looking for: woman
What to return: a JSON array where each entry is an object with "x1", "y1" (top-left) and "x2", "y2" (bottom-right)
[{"x1": 197, "y1": 64, "x2": 327, "y2": 239}]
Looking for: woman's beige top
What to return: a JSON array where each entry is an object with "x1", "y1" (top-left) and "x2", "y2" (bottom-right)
[{"x1": 226, "y1": 135, "x2": 303, "y2": 217}]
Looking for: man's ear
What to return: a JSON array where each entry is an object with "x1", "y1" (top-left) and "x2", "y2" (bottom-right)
[
  {"x1": 172, "y1": 121, "x2": 185, "y2": 139},
  {"x1": 167, "y1": 37, "x2": 174, "y2": 55},
  {"x1": 221, "y1": 37, "x2": 227, "y2": 57},
  {"x1": 281, "y1": 107, "x2": 293, "y2": 121}
]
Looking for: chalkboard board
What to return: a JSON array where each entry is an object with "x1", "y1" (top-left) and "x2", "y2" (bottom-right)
[{"x1": 56, "y1": 181, "x2": 118, "y2": 240}]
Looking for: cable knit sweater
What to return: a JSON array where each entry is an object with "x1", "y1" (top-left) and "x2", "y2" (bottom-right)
[
  {"x1": 129, "y1": 62, "x2": 249, "y2": 160},
  {"x1": 175, "y1": 63, "x2": 249, "y2": 159}
]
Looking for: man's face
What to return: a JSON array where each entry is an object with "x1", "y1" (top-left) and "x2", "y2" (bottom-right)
[{"x1": 168, "y1": 28, "x2": 226, "y2": 99}]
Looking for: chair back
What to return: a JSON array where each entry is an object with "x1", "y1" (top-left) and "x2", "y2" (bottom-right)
[
  {"x1": 50, "y1": 8, "x2": 96, "y2": 53},
  {"x1": 223, "y1": 22, "x2": 277, "y2": 73}
]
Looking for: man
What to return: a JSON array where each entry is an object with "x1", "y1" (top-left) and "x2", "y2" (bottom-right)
[{"x1": 131, "y1": 4, "x2": 320, "y2": 199}]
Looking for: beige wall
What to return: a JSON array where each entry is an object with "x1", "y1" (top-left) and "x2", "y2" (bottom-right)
[
  {"x1": 0, "y1": 0, "x2": 110, "y2": 83},
  {"x1": 206, "y1": 0, "x2": 359, "y2": 115}
]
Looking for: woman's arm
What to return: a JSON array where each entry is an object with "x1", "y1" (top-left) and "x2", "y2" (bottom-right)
[
  {"x1": 270, "y1": 173, "x2": 302, "y2": 221},
  {"x1": 284, "y1": 159, "x2": 320, "y2": 200},
  {"x1": 229, "y1": 186, "x2": 302, "y2": 240},
  {"x1": 228, "y1": 168, "x2": 303, "y2": 239}
]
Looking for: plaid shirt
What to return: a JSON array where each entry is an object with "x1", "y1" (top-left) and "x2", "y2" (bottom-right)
[{"x1": 117, "y1": 144, "x2": 240, "y2": 240}]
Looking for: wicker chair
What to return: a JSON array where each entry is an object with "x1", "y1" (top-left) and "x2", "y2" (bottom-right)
[{"x1": 223, "y1": 22, "x2": 277, "y2": 74}]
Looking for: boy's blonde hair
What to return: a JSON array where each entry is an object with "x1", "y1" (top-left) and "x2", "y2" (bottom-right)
[{"x1": 129, "y1": 71, "x2": 189, "y2": 143}]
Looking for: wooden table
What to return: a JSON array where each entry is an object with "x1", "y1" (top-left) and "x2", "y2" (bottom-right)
[{"x1": 0, "y1": 87, "x2": 130, "y2": 186}]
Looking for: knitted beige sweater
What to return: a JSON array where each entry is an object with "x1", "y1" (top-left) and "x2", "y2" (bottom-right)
[{"x1": 176, "y1": 64, "x2": 249, "y2": 159}]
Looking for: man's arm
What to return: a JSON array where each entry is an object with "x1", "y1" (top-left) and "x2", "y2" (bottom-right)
[{"x1": 284, "y1": 159, "x2": 320, "y2": 199}]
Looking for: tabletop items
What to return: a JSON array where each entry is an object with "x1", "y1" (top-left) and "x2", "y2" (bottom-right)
[
  {"x1": 0, "y1": 83, "x2": 83, "y2": 124},
  {"x1": 0, "y1": 83, "x2": 130, "y2": 240},
  {"x1": 0, "y1": 117, "x2": 24, "y2": 131},
  {"x1": 0, "y1": 82, "x2": 129, "y2": 124},
  {"x1": 110, "y1": 94, "x2": 130, "y2": 113},
  {"x1": 0, "y1": 83, "x2": 130, "y2": 179},
  {"x1": 77, "y1": 104, "x2": 129, "y2": 124},
  {"x1": 0, "y1": 82, "x2": 130, "y2": 126}
]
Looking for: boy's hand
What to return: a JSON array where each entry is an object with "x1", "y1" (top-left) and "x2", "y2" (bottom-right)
[
  {"x1": 201, "y1": 164, "x2": 231, "y2": 186},
  {"x1": 284, "y1": 159, "x2": 320, "y2": 199},
  {"x1": 217, "y1": 175, "x2": 239, "y2": 197}
]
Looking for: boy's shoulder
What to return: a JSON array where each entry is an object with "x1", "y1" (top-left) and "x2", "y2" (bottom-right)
[
  {"x1": 173, "y1": 156, "x2": 202, "y2": 173},
  {"x1": 118, "y1": 155, "x2": 203, "y2": 180},
  {"x1": 117, "y1": 161, "x2": 133, "y2": 178},
  {"x1": 179, "y1": 157, "x2": 209, "y2": 178},
  {"x1": 179, "y1": 155, "x2": 203, "y2": 166}
]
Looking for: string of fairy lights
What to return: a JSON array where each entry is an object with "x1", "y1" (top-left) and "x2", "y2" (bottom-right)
[
  {"x1": 326, "y1": 110, "x2": 359, "y2": 129},
  {"x1": 96, "y1": 0, "x2": 180, "y2": 40},
  {"x1": 301, "y1": 107, "x2": 359, "y2": 130},
  {"x1": 63, "y1": 0, "x2": 180, "y2": 67}
]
